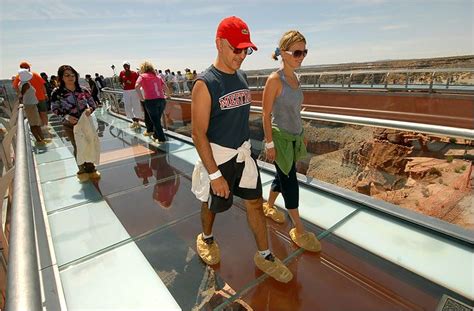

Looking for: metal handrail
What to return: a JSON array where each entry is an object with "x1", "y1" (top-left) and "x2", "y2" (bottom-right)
[
  {"x1": 247, "y1": 67, "x2": 474, "y2": 78},
  {"x1": 250, "y1": 106, "x2": 474, "y2": 140},
  {"x1": 247, "y1": 67, "x2": 474, "y2": 92},
  {"x1": 5, "y1": 106, "x2": 42, "y2": 311}
]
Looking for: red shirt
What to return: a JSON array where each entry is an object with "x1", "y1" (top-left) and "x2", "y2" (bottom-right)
[
  {"x1": 119, "y1": 70, "x2": 139, "y2": 90},
  {"x1": 13, "y1": 71, "x2": 46, "y2": 100}
]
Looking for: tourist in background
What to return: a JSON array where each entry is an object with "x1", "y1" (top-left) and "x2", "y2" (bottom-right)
[
  {"x1": 185, "y1": 68, "x2": 193, "y2": 93},
  {"x1": 262, "y1": 30, "x2": 320, "y2": 252},
  {"x1": 50, "y1": 75, "x2": 59, "y2": 88},
  {"x1": 40, "y1": 72, "x2": 52, "y2": 111},
  {"x1": 18, "y1": 69, "x2": 49, "y2": 145},
  {"x1": 177, "y1": 71, "x2": 185, "y2": 93},
  {"x1": 85, "y1": 74, "x2": 102, "y2": 107},
  {"x1": 51, "y1": 65, "x2": 99, "y2": 183},
  {"x1": 12, "y1": 61, "x2": 50, "y2": 129},
  {"x1": 119, "y1": 62, "x2": 142, "y2": 129},
  {"x1": 165, "y1": 69, "x2": 173, "y2": 95},
  {"x1": 135, "y1": 61, "x2": 170, "y2": 143}
]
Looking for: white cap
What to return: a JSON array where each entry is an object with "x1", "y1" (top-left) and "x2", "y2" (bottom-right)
[
  {"x1": 18, "y1": 69, "x2": 33, "y2": 82},
  {"x1": 123, "y1": 61, "x2": 130, "y2": 66}
]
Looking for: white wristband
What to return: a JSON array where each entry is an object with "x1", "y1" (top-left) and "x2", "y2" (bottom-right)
[
  {"x1": 208, "y1": 170, "x2": 222, "y2": 181},
  {"x1": 265, "y1": 141, "x2": 274, "y2": 149}
]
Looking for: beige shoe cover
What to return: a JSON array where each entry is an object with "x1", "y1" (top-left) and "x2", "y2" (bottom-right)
[
  {"x1": 253, "y1": 252, "x2": 293, "y2": 283},
  {"x1": 289, "y1": 228, "x2": 321, "y2": 252},
  {"x1": 196, "y1": 233, "x2": 220, "y2": 265},
  {"x1": 262, "y1": 202, "x2": 285, "y2": 224}
]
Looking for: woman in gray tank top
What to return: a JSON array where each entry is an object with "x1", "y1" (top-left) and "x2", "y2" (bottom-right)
[{"x1": 262, "y1": 30, "x2": 321, "y2": 252}]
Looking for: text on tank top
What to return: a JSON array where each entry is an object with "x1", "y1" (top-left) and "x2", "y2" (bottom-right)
[{"x1": 197, "y1": 65, "x2": 252, "y2": 149}]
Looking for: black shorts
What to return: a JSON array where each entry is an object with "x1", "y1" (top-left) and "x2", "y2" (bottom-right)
[
  {"x1": 37, "y1": 100, "x2": 48, "y2": 112},
  {"x1": 271, "y1": 161, "x2": 299, "y2": 209},
  {"x1": 209, "y1": 155, "x2": 262, "y2": 213}
]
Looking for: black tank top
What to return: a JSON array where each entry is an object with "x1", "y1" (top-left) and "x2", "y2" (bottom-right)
[{"x1": 196, "y1": 65, "x2": 252, "y2": 149}]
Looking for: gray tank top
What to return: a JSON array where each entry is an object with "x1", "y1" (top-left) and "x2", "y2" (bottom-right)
[
  {"x1": 19, "y1": 81, "x2": 38, "y2": 106},
  {"x1": 271, "y1": 70, "x2": 303, "y2": 135}
]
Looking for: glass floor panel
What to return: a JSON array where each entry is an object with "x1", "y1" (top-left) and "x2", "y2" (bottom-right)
[
  {"x1": 33, "y1": 109, "x2": 472, "y2": 310},
  {"x1": 105, "y1": 174, "x2": 199, "y2": 238},
  {"x1": 232, "y1": 230, "x2": 453, "y2": 311}
]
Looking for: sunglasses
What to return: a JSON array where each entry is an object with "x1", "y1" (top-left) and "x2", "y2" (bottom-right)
[
  {"x1": 284, "y1": 49, "x2": 308, "y2": 58},
  {"x1": 225, "y1": 41, "x2": 253, "y2": 55}
]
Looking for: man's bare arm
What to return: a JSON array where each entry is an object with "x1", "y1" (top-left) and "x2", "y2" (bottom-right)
[{"x1": 191, "y1": 80, "x2": 230, "y2": 198}]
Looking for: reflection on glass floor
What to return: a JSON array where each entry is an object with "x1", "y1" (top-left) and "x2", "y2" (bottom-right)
[{"x1": 32, "y1": 109, "x2": 473, "y2": 310}]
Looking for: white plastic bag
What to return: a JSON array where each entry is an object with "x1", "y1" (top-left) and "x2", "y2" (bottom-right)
[{"x1": 74, "y1": 112, "x2": 100, "y2": 166}]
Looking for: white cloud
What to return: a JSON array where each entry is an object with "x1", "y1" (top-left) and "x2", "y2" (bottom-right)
[{"x1": 382, "y1": 24, "x2": 409, "y2": 31}]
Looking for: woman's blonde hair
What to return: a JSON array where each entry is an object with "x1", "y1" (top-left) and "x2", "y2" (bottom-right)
[
  {"x1": 139, "y1": 61, "x2": 155, "y2": 74},
  {"x1": 272, "y1": 30, "x2": 306, "y2": 61}
]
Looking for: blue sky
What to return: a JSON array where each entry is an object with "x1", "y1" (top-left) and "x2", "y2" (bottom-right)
[{"x1": 0, "y1": 0, "x2": 472, "y2": 79}]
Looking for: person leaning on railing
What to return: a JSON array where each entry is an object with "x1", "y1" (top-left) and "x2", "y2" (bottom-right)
[
  {"x1": 17, "y1": 69, "x2": 50, "y2": 146},
  {"x1": 51, "y1": 65, "x2": 99, "y2": 183},
  {"x1": 262, "y1": 30, "x2": 321, "y2": 252}
]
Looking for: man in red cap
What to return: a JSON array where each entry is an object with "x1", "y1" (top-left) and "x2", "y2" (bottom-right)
[
  {"x1": 191, "y1": 16, "x2": 292, "y2": 283},
  {"x1": 13, "y1": 61, "x2": 50, "y2": 129}
]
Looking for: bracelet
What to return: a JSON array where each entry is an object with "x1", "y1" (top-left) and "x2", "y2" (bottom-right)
[
  {"x1": 208, "y1": 170, "x2": 222, "y2": 181},
  {"x1": 265, "y1": 141, "x2": 274, "y2": 149}
]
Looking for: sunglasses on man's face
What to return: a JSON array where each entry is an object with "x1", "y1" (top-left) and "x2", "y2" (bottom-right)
[
  {"x1": 225, "y1": 41, "x2": 253, "y2": 56},
  {"x1": 284, "y1": 49, "x2": 308, "y2": 58}
]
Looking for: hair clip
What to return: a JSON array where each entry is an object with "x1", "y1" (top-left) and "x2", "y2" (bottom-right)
[{"x1": 274, "y1": 47, "x2": 281, "y2": 57}]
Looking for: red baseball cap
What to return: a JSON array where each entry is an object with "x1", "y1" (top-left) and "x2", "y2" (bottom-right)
[
  {"x1": 19, "y1": 61, "x2": 31, "y2": 69},
  {"x1": 216, "y1": 16, "x2": 257, "y2": 50}
]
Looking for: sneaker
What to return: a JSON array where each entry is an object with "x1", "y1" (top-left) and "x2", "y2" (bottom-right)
[
  {"x1": 76, "y1": 172, "x2": 89, "y2": 183},
  {"x1": 253, "y1": 252, "x2": 293, "y2": 283},
  {"x1": 43, "y1": 138, "x2": 52, "y2": 144},
  {"x1": 88, "y1": 171, "x2": 101, "y2": 180},
  {"x1": 143, "y1": 131, "x2": 152, "y2": 136},
  {"x1": 153, "y1": 138, "x2": 166, "y2": 144},
  {"x1": 289, "y1": 228, "x2": 321, "y2": 252},
  {"x1": 196, "y1": 233, "x2": 220, "y2": 265},
  {"x1": 129, "y1": 123, "x2": 136, "y2": 128},
  {"x1": 262, "y1": 202, "x2": 285, "y2": 224},
  {"x1": 35, "y1": 140, "x2": 47, "y2": 146}
]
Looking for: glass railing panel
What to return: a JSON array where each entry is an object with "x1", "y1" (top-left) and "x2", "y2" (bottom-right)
[
  {"x1": 254, "y1": 118, "x2": 473, "y2": 233},
  {"x1": 449, "y1": 71, "x2": 474, "y2": 90},
  {"x1": 331, "y1": 208, "x2": 474, "y2": 301},
  {"x1": 318, "y1": 73, "x2": 340, "y2": 88},
  {"x1": 372, "y1": 72, "x2": 387, "y2": 87},
  {"x1": 299, "y1": 74, "x2": 318, "y2": 88},
  {"x1": 102, "y1": 91, "x2": 473, "y2": 234},
  {"x1": 163, "y1": 100, "x2": 192, "y2": 135},
  {"x1": 350, "y1": 73, "x2": 373, "y2": 88}
]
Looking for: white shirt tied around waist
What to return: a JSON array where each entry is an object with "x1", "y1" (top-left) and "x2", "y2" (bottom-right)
[{"x1": 191, "y1": 140, "x2": 258, "y2": 202}]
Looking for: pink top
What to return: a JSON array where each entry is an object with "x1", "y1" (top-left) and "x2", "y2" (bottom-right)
[{"x1": 136, "y1": 73, "x2": 166, "y2": 100}]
